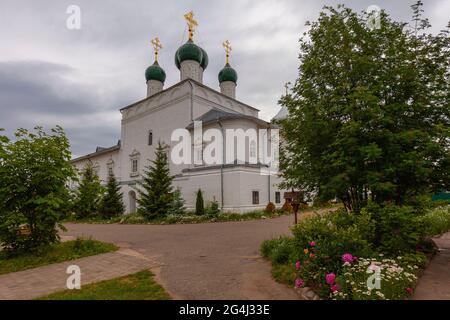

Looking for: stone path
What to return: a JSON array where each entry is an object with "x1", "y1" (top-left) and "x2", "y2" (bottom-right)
[
  {"x1": 413, "y1": 232, "x2": 450, "y2": 300},
  {"x1": 0, "y1": 249, "x2": 158, "y2": 300}
]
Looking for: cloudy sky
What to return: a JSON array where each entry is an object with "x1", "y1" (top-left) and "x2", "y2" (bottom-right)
[{"x1": 0, "y1": 0, "x2": 448, "y2": 157}]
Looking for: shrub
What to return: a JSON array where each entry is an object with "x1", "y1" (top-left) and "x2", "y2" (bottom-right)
[
  {"x1": 195, "y1": 189, "x2": 205, "y2": 215},
  {"x1": 281, "y1": 202, "x2": 293, "y2": 212},
  {"x1": 167, "y1": 188, "x2": 186, "y2": 216},
  {"x1": 205, "y1": 200, "x2": 220, "y2": 216},
  {"x1": 265, "y1": 202, "x2": 276, "y2": 213},
  {"x1": 0, "y1": 126, "x2": 75, "y2": 253},
  {"x1": 420, "y1": 206, "x2": 450, "y2": 236},
  {"x1": 365, "y1": 204, "x2": 426, "y2": 255},
  {"x1": 260, "y1": 236, "x2": 296, "y2": 265}
]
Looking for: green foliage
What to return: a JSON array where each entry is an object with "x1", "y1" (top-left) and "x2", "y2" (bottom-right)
[
  {"x1": 260, "y1": 236, "x2": 296, "y2": 265},
  {"x1": 279, "y1": 3, "x2": 450, "y2": 212},
  {"x1": 205, "y1": 200, "x2": 220, "y2": 216},
  {"x1": 363, "y1": 204, "x2": 426, "y2": 254},
  {"x1": 420, "y1": 206, "x2": 450, "y2": 236},
  {"x1": 74, "y1": 163, "x2": 103, "y2": 219},
  {"x1": 195, "y1": 189, "x2": 205, "y2": 215},
  {"x1": 0, "y1": 126, "x2": 75, "y2": 253},
  {"x1": 167, "y1": 188, "x2": 186, "y2": 215},
  {"x1": 138, "y1": 142, "x2": 173, "y2": 219},
  {"x1": 0, "y1": 238, "x2": 117, "y2": 275},
  {"x1": 98, "y1": 173, "x2": 124, "y2": 218}
]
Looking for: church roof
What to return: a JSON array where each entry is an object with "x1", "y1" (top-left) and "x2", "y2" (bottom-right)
[
  {"x1": 120, "y1": 78, "x2": 259, "y2": 112},
  {"x1": 272, "y1": 106, "x2": 289, "y2": 121},
  {"x1": 186, "y1": 108, "x2": 274, "y2": 129},
  {"x1": 71, "y1": 141, "x2": 121, "y2": 163}
]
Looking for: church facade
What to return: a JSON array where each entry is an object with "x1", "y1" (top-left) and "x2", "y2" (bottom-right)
[{"x1": 71, "y1": 13, "x2": 288, "y2": 214}]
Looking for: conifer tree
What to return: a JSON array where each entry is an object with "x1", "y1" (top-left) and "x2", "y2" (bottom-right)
[
  {"x1": 195, "y1": 189, "x2": 205, "y2": 215},
  {"x1": 138, "y1": 141, "x2": 173, "y2": 219},
  {"x1": 98, "y1": 173, "x2": 124, "y2": 218},
  {"x1": 168, "y1": 187, "x2": 186, "y2": 215},
  {"x1": 74, "y1": 162, "x2": 103, "y2": 219}
]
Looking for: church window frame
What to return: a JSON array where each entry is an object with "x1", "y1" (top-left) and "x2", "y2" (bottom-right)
[
  {"x1": 129, "y1": 149, "x2": 141, "y2": 178},
  {"x1": 252, "y1": 191, "x2": 259, "y2": 205},
  {"x1": 148, "y1": 130, "x2": 153, "y2": 146}
]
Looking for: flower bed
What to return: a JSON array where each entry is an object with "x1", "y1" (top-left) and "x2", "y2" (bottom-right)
[{"x1": 261, "y1": 205, "x2": 449, "y2": 300}]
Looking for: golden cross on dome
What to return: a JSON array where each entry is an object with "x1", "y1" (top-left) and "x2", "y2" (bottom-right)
[
  {"x1": 184, "y1": 11, "x2": 198, "y2": 41},
  {"x1": 151, "y1": 37, "x2": 163, "y2": 62},
  {"x1": 222, "y1": 40, "x2": 232, "y2": 64}
]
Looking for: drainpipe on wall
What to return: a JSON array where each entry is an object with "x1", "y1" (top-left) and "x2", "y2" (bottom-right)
[{"x1": 218, "y1": 120, "x2": 225, "y2": 211}]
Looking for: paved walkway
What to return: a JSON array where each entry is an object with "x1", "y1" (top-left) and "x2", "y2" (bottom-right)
[
  {"x1": 61, "y1": 215, "x2": 300, "y2": 300},
  {"x1": 413, "y1": 232, "x2": 450, "y2": 300},
  {"x1": 0, "y1": 249, "x2": 158, "y2": 300}
]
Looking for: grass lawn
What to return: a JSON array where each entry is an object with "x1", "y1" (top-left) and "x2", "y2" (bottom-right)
[
  {"x1": 0, "y1": 238, "x2": 118, "y2": 275},
  {"x1": 37, "y1": 270, "x2": 171, "y2": 300}
]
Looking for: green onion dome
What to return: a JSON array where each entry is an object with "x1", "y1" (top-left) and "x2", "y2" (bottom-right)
[
  {"x1": 145, "y1": 61, "x2": 166, "y2": 83},
  {"x1": 218, "y1": 63, "x2": 238, "y2": 83},
  {"x1": 200, "y1": 47, "x2": 208, "y2": 70},
  {"x1": 175, "y1": 40, "x2": 208, "y2": 70}
]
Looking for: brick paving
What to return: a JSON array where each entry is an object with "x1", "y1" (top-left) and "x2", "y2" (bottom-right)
[{"x1": 0, "y1": 249, "x2": 158, "y2": 300}]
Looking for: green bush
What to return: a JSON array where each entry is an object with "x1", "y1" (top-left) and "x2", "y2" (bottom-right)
[
  {"x1": 421, "y1": 206, "x2": 450, "y2": 236},
  {"x1": 205, "y1": 200, "x2": 220, "y2": 216},
  {"x1": 365, "y1": 204, "x2": 426, "y2": 255},
  {"x1": 260, "y1": 236, "x2": 296, "y2": 265},
  {"x1": 195, "y1": 189, "x2": 205, "y2": 215}
]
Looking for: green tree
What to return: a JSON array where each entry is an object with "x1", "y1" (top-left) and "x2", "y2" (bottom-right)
[
  {"x1": 0, "y1": 126, "x2": 75, "y2": 253},
  {"x1": 195, "y1": 189, "x2": 205, "y2": 215},
  {"x1": 167, "y1": 187, "x2": 186, "y2": 215},
  {"x1": 279, "y1": 3, "x2": 449, "y2": 213},
  {"x1": 98, "y1": 173, "x2": 125, "y2": 218},
  {"x1": 138, "y1": 141, "x2": 173, "y2": 219},
  {"x1": 74, "y1": 163, "x2": 103, "y2": 219}
]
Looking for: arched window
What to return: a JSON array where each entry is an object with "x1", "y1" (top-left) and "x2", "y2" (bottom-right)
[{"x1": 148, "y1": 130, "x2": 153, "y2": 146}]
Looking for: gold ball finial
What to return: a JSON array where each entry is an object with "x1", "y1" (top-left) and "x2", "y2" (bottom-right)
[{"x1": 151, "y1": 37, "x2": 163, "y2": 62}]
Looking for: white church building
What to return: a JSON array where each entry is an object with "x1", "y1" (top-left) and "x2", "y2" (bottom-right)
[{"x1": 71, "y1": 13, "x2": 289, "y2": 214}]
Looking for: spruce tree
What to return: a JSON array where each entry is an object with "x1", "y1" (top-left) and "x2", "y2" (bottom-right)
[
  {"x1": 167, "y1": 187, "x2": 186, "y2": 215},
  {"x1": 74, "y1": 162, "x2": 103, "y2": 219},
  {"x1": 195, "y1": 189, "x2": 205, "y2": 215},
  {"x1": 98, "y1": 173, "x2": 125, "y2": 218},
  {"x1": 138, "y1": 141, "x2": 173, "y2": 219}
]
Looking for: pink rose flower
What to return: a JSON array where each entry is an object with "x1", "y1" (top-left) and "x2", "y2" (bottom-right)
[
  {"x1": 342, "y1": 253, "x2": 354, "y2": 264},
  {"x1": 309, "y1": 241, "x2": 316, "y2": 247},
  {"x1": 295, "y1": 261, "x2": 301, "y2": 270},
  {"x1": 295, "y1": 278, "x2": 305, "y2": 288},
  {"x1": 405, "y1": 288, "x2": 413, "y2": 295},
  {"x1": 325, "y1": 273, "x2": 336, "y2": 285},
  {"x1": 330, "y1": 284, "x2": 340, "y2": 293}
]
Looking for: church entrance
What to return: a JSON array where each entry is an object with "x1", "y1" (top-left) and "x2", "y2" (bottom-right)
[{"x1": 129, "y1": 190, "x2": 136, "y2": 213}]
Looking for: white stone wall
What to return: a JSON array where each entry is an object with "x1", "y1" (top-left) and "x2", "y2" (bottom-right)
[
  {"x1": 146, "y1": 80, "x2": 163, "y2": 97},
  {"x1": 219, "y1": 81, "x2": 236, "y2": 99}
]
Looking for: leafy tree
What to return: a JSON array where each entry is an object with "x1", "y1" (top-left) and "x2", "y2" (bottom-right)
[
  {"x1": 195, "y1": 189, "x2": 205, "y2": 215},
  {"x1": 98, "y1": 173, "x2": 125, "y2": 218},
  {"x1": 138, "y1": 141, "x2": 173, "y2": 219},
  {"x1": 167, "y1": 187, "x2": 186, "y2": 215},
  {"x1": 279, "y1": 3, "x2": 449, "y2": 213},
  {"x1": 74, "y1": 162, "x2": 103, "y2": 219},
  {"x1": 0, "y1": 126, "x2": 75, "y2": 253}
]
